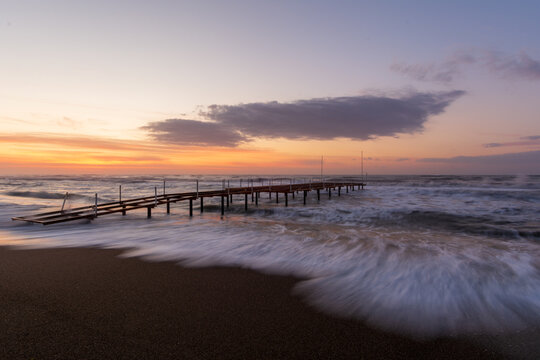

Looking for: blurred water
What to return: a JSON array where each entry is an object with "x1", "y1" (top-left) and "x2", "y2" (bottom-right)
[{"x1": 1, "y1": 174, "x2": 539, "y2": 341}]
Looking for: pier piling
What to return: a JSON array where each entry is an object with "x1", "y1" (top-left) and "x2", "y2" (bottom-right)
[{"x1": 221, "y1": 196, "x2": 225, "y2": 216}]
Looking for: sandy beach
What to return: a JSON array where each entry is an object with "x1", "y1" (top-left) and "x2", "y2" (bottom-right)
[{"x1": 0, "y1": 246, "x2": 504, "y2": 359}]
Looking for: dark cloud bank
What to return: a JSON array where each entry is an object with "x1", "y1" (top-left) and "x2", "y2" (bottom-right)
[
  {"x1": 143, "y1": 90, "x2": 464, "y2": 147},
  {"x1": 392, "y1": 49, "x2": 540, "y2": 83},
  {"x1": 483, "y1": 135, "x2": 540, "y2": 148},
  {"x1": 419, "y1": 150, "x2": 540, "y2": 165}
]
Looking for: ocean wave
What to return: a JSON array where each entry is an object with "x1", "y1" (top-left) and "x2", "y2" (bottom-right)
[
  {"x1": 368, "y1": 210, "x2": 540, "y2": 240},
  {"x1": 4, "y1": 191, "x2": 92, "y2": 201},
  {"x1": 3, "y1": 174, "x2": 540, "y2": 342}
]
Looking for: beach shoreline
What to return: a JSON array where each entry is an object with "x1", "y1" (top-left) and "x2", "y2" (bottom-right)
[{"x1": 0, "y1": 245, "x2": 505, "y2": 359}]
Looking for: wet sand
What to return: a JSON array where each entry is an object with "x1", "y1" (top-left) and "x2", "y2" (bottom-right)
[{"x1": 0, "y1": 246, "x2": 502, "y2": 359}]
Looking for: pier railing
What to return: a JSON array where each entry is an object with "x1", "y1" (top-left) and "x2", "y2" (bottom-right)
[{"x1": 12, "y1": 181, "x2": 365, "y2": 225}]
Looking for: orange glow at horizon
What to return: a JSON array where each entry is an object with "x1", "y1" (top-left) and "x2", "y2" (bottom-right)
[{"x1": 0, "y1": 132, "x2": 411, "y2": 175}]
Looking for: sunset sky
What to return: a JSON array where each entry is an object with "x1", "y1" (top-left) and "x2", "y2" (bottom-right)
[{"x1": 1, "y1": 0, "x2": 539, "y2": 175}]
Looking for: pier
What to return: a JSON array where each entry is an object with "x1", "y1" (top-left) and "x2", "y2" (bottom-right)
[{"x1": 12, "y1": 181, "x2": 365, "y2": 225}]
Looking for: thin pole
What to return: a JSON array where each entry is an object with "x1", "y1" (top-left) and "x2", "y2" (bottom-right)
[
  {"x1": 361, "y1": 150, "x2": 364, "y2": 182},
  {"x1": 94, "y1": 193, "x2": 98, "y2": 217},
  {"x1": 154, "y1": 187, "x2": 157, "y2": 207},
  {"x1": 61, "y1": 192, "x2": 68, "y2": 212},
  {"x1": 119, "y1": 185, "x2": 122, "y2": 203},
  {"x1": 196, "y1": 180, "x2": 199, "y2": 198},
  {"x1": 321, "y1": 155, "x2": 324, "y2": 186},
  {"x1": 163, "y1": 180, "x2": 166, "y2": 195}
]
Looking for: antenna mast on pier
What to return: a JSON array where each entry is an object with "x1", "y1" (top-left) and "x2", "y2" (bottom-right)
[
  {"x1": 321, "y1": 155, "x2": 324, "y2": 183},
  {"x1": 361, "y1": 150, "x2": 364, "y2": 182}
]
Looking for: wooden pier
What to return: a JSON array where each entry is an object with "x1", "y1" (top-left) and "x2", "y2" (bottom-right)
[{"x1": 11, "y1": 181, "x2": 365, "y2": 225}]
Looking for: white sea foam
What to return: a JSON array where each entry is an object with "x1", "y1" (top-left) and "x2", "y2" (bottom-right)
[{"x1": 1, "y1": 175, "x2": 540, "y2": 339}]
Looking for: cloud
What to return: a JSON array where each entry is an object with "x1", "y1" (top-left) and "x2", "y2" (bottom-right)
[
  {"x1": 391, "y1": 50, "x2": 475, "y2": 83},
  {"x1": 484, "y1": 51, "x2": 540, "y2": 80},
  {"x1": 482, "y1": 135, "x2": 540, "y2": 148},
  {"x1": 418, "y1": 150, "x2": 540, "y2": 166},
  {"x1": 521, "y1": 135, "x2": 540, "y2": 141},
  {"x1": 56, "y1": 116, "x2": 83, "y2": 129},
  {"x1": 483, "y1": 143, "x2": 503, "y2": 148},
  {"x1": 143, "y1": 90, "x2": 465, "y2": 147},
  {"x1": 392, "y1": 49, "x2": 540, "y2": 83},
  {"x1": 395, "y1": 158, "x2": 410, "y2": 162},
  {"x1": 141, "y1": 119, "x2": 247, "y2": 147}
]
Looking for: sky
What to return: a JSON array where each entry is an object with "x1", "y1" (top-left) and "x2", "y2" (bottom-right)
[{"x1": 1, "y1": 0, "x2": 539, "y2": 175}]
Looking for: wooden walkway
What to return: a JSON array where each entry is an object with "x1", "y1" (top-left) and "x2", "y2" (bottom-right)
[{"x1": 12, "y1": 182, "x2": 365, "y2": 225}]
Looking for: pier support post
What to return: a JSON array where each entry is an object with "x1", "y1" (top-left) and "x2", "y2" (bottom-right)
[
  {"x1": 245, "y1": 193, "x2": 248, "y2": 211},
  {"x1": 303, "y1": 190, "x2": 307, "y2": 205},
  {"x1": 226, "y1": 194, "x2": 229, "y2": 208},
  {"x1": 285, "y1": 193, "x2": 288, "y2": 207},
  {"x1": 346, "y1": 186, "x2": 349, "y2": 193},
  {"x1": 338, "y1": 187, "x2": 341, "y2": 196},
  {"x1": 167, "y1": 201, "x2": 170, "y2": 214},
  {"x1": 221, "y1": 196, "x2": 225, "y2": 216},
  {"x1": 361, "y1": 184, "x2": 364, "y2": 190},
  {"x1": 251, "y1": 191, "x2": 254, "y2": 202},
  {"x1": 189, "y1": 199, "x2": 193, "y2": 217},
  {"x1": 276, "y1": 192, "x2": 279, "y2": 204},
  {"x1": 147, "y1": 207, "x2": 151, "y2": 218},
  {"x1": 255, "y1": 192, "x2": 259, "y2": 206},
  {"x1": 230, "y1": 194, "x2": 233, "y2": 204},
  {"x1": 292, "y1": 191, "x2": 295, "y2": 199},
  {"x1": 200, "y1": 197, "x2": 204, "y2": 213},
  {"x1": 317, "y1": 189, "x2": 320, "y2": 201},
  {"x1": 122, "y1": 205, "x2": 126, "y2": 216},
  {"x1": 329, "y1": 188, "x2": 332, "y2": 198}
]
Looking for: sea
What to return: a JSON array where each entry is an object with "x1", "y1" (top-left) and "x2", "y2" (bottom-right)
[{"x1": 1, "y1": 174, "x2": 539, "y2": 352}]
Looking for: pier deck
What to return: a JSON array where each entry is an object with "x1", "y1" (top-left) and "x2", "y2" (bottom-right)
[{"x1": 12, "y1": 182, "x2": 365, "y2": 225}]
